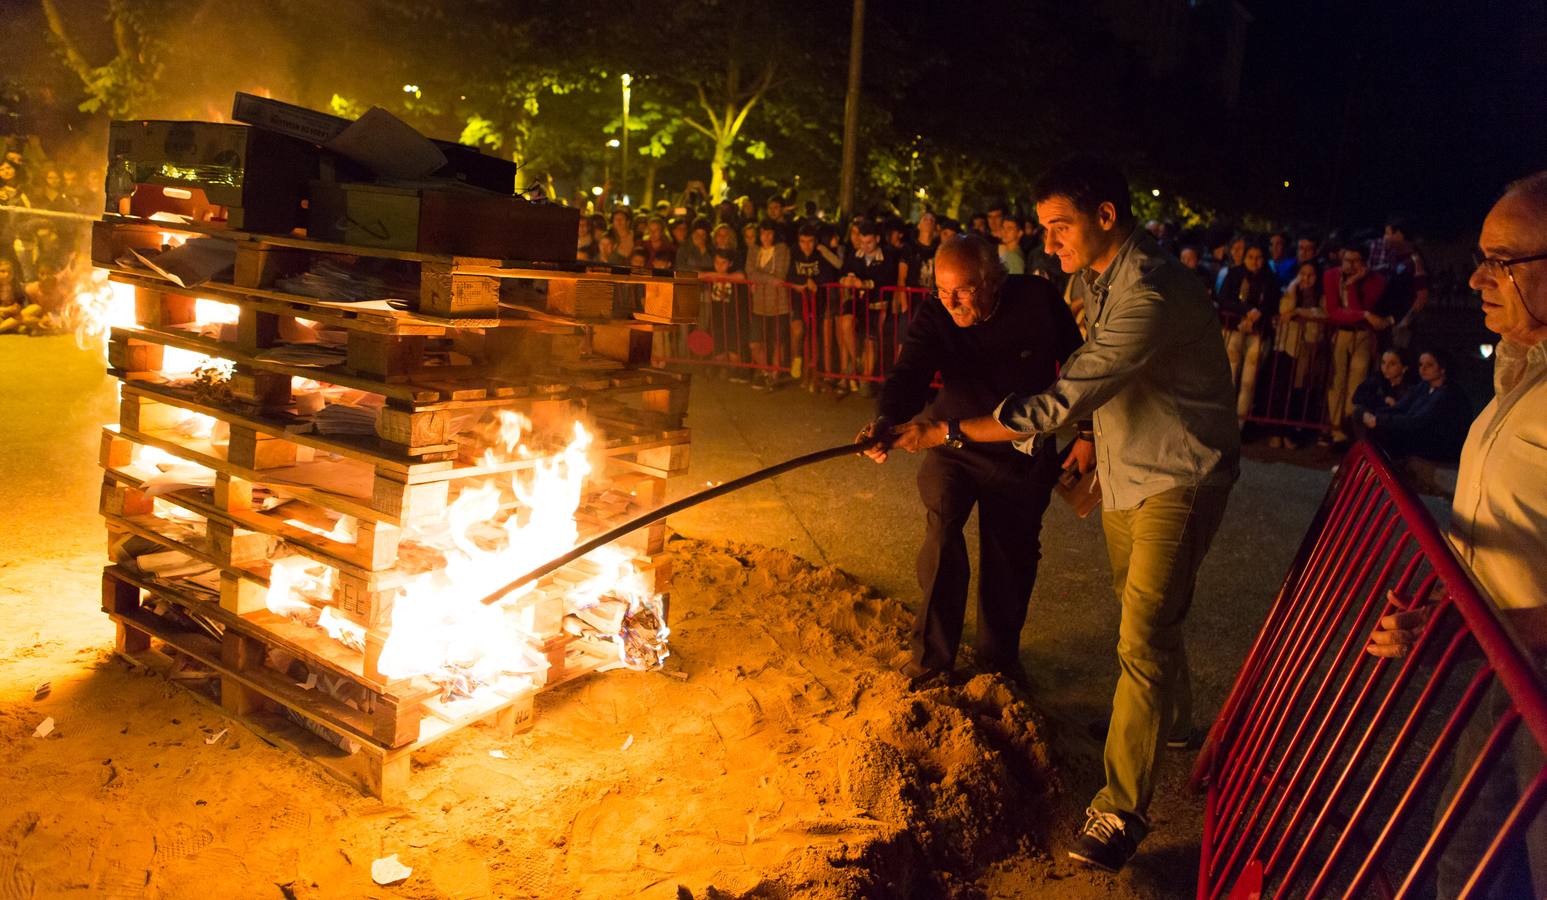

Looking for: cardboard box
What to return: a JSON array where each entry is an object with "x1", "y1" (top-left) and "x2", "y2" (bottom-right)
[
  {"x1": 307, "y1": 182, "x2": 578, "y2": 261},
  {"x1": 106, "y1": 120, "x2": 319, "y2": 233},
  {"x1": 233, "y1": 93, "x2": 519, "y2": 194}
]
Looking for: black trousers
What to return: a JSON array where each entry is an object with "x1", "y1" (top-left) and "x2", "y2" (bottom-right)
[{"x1": 913, "y1": 444, "x2": 1060, "y2": 672}]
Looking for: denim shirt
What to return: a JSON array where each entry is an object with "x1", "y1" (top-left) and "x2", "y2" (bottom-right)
[{"x1": 993, "y1": 228, "x2": 1240, "y2": 510}]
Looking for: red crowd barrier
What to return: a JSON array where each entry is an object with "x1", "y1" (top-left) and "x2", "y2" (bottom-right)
[
  {"x1": 1193, "y1": 440, "x2": 1547, "y2": 899},
  {"x1": 660, "y1": 277, "x2": 932, "y2": 390}
]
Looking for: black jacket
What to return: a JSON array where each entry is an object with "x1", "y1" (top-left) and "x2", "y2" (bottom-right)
[{"x1": 878, "y1": 275, "x2": 1083, "y2": 451}]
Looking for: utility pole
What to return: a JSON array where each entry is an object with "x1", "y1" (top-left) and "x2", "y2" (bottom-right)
[
  {"x1": 838, "y1": 0, "x2": 865, "y2": 219},
  {"x1": 621, "y1": 73, "x2": 633, "y2": 207}
]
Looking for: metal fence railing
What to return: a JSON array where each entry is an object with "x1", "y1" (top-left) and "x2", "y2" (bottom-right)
[{"x1": 1192, "y1": 440, "x2": 1547, "y2": 899}]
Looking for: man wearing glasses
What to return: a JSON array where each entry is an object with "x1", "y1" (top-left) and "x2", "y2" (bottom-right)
[
  {"x1": 887, "y1": 157, "x2": 1239, "y2": 872},
  {"x1": 1367, "y1": 170, "x2": 1547, "y2": 898},
  {"x1": 857, "y1": 234, "x2": 1084, "y2": 689}
]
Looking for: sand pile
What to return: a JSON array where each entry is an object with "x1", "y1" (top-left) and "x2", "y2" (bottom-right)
[{"x1": 0, "y1": 536, "x2": 1059, "y2": 898}]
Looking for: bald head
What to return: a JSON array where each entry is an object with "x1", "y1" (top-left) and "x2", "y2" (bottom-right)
[
  {"x1": 935, "y1": 234, "x2": 1006, "y2": 290},
  {"x1": 934, "y1": 234, "x2": 1008, "y2": 328}
]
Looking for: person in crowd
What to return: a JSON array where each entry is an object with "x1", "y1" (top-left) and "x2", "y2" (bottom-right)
[
  {"x1": 675, "y1": 219, "x2": 714, "y2": 272},
  {"x1": 1366, "y1": 175, "x2": 1547, "y2": 900},
  {"x1": 1178, "y1": 245, "x2": 1214, "y2": 298},
  {"x1": 765, "y1": 195, "x2": 795, "y2": 245},
  {"x1": 1267, "y1": 232, "x2": 1297, "y2": 289},
  {"x1": 640, "y1": 215, "x2": 674, "y2": 263},
  {"x1": 1367, "y1": 216, "x2": 1410, "y2": 273},
  {"x1": 711, "y1": 222, "x2": 742, "y2": 271},
  {"x1": 1358, "y1": 349, "x2": 1470, "y2": 463},
  {"x1": 998, "y1": 215, "x2": 1026, "y2": 275},
  {"x1": 1214, "y1": 236, "x2": 1247, "y2": 296},
  {"x1": 1217, "y1": 244, "x2": 1279, "y2": 422},
  {"x1": 1272, "y1": 260, "x2": 1327, "y2": 434},
  {"x1": 745, "y1": 219, "x2": 794, "y2": 388},
  {"x1": 704, "y1": 249, "x2": 748, "y2": 378},
  {"x1": 609, "y1": 208, "x2": 636, "y2": 261},
  {"x1": 857, "y1": 234, "x2": 1082, "y2": 692},
  {"x1": 670, "y1": 217, "x2": 690, "y2": 248},
  {"x1": 731, "y1": 195, "x2": 754, "y2": 225},
  {"x1": 739, "y1": 221, "x2": 759, "y2": 256},
  {"x1": 968, "y1": 212, "x2": 990, "y2": 237},
  {"x1": 1365, "y1": 218, "x2": 1430, "y2": 350},
  {"x1": 596, "y1": 232, "x2": 625, "y2": 266},
  {"x1": 1347, "y1": 348, "x2": 1415, "y2": 445},
  {"x1": 35, "y1": 168, "x2": 72, "y2": 212},
  {"x1": 938, "y1": 217, "x2": 961, "y2": 241},
  {"x1": 985, "y1": 204, "x2": 1007, "y2": 239},
  {"x1": 628, "y1": 248, "x2": 648, "y2": 269},
  {"x1": 62, "y1": 167, "x2": 93, "y2": 211},
  {"x1": 1295, "y1": 235, "x2": 1318, "y2": 266},
  {"x1": 888, "y1": 157, "x2": 1238, "y2": 873},
  {"x1": 906, "y1": 211, "x2": 940, "y2": 291},
  {"x1": 0, "y1": 257, "x2": 26, "y2": 333},
  {"x1": 1322, "y1": 245, "x2": 1387, "y2": 444},
  {"x1": 789, "y1": 223, "x2": 840, "y2": 389},
  {"x1": 839, "y1": 219, "x2": 901, "y2": 396},
  {"x1": 576, "y1": 215, "x2": 598, "y2": 261}
]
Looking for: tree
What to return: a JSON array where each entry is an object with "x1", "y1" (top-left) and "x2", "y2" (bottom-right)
[{"x1": 39, "y1": 0, "x2": 166, "y2": 116}]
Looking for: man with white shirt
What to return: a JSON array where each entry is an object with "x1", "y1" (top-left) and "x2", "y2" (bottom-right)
[{"x1": 1367, "y1": 170, "x2": 1547, "y2": 898}]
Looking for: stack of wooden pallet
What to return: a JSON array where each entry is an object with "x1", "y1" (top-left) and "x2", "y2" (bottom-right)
[{"x1": 89, "y1": 116, "x2": 698, "y2": 800}]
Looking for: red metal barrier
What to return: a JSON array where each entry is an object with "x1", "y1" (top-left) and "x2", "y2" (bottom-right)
[{"x1": 1193, "y1": 440, "x2": 1547, "y2": 899}]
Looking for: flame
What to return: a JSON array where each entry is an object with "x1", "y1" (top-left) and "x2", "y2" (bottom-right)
[
  {"x1": 258, "y1": 412, "x2": 668, "y2": 694},
  {"x1": 73, "y1": 272, "x2": 137, "y2": 353},
  {"x1": 195, "y1": 298, "x2": 239, "y2": 324}
]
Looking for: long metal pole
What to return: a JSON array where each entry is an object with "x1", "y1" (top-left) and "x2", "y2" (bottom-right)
[
  {"x1": 478, "y1": 438, "x2": 878, "y2": 607},
  {"x1": 837, "y1": 0, "x2": 865, "y2": 218},
  {"x1": 621, "y1": 73, "x2": 632, "y2": 206}
]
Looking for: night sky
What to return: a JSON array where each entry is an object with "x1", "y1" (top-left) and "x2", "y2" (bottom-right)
[{"x1": 1236, "y1": 0, "x2": 1546, "y2": 237}]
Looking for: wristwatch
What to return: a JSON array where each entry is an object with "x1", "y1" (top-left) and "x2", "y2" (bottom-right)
[{"x1": 944, "y1": 418, "x2": 965, "y2": 449}]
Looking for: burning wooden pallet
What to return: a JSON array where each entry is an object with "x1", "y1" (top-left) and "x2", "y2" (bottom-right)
[{"x1": 90, "y1": 208, "x2": 693, "y2": 800}]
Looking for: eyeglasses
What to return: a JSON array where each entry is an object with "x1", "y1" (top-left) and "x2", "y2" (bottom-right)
[
  {"x1": 936, "y1": 286, "x2": 979, "y2": 302},
  {"x1": 1473, "y1": 249, "x2": 1547, "y2": 277},
  {"x1": 1474, "y1": 250, "x2": 1547, "y2": 307}
]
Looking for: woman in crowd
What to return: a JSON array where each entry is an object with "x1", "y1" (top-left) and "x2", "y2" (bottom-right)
[
  {"x1": 675, "y1": 219, "x2": 714, "y2": 272},
  {"x1": 640, "y1": 215, "x2": 674, "y2": 264},
  {"x1": 710, "y1": 223, "x2": 742, "y2": 271},
  {"x1": 1349, "y1": 348, "x2": 1416, "y2": 444},
  {"x1": 1217, "y1": 243, "x2": 1278, "y2": 422},
  {"x1": 0, "y1": 258, "x2": 25, "y2": 333},
  {"x1": 1360, "y1": 349, "x2": 1471, "y2": 464},
  {"x1": 744, "y1": 219, "x2": 793, "y2": 388},
  {"x1": 609, "y1": 208, "x2": 636, "y2": 261},
  {"x1": 576, "y1": 215, "x2": 598, "y2": 261}
]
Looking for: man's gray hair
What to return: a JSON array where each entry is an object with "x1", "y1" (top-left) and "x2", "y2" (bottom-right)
[{"x1": 936, "y1": 233, "x2": 1008, "y2": 290}]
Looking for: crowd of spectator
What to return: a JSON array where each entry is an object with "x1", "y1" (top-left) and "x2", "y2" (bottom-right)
[
  {"x1": 0, "y1": 137, "x2": 96, "y2": 336},
  {"x1": 581, "y1": 190, "x2": 1474, "y2": 470}
]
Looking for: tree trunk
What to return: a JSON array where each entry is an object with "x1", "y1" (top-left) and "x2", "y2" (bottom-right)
[
  {"x1": 709, "y1": 137, "x2": 733, "y2": 203},
  {"x1": 641, "y1": 158, "x2": 660, "y2": 209}
]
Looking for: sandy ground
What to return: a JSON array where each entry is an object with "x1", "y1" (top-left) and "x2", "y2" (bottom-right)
[{"x1": 0, "y1": 335, "x2": 1335, "y2": 898}]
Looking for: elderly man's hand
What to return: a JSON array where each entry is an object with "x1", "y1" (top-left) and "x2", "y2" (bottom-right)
[
  {"x1": 856, "y1": 417, "x2": 894, "y2": 464},
  {"x1": 891, "y1": 420, "x2": 946, "y2": 453},
  {"x1": 1366, "y1": 591, "x2": 1437, "y2": 658}
]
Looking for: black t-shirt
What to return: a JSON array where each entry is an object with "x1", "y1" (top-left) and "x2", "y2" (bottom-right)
[
  {"x1": 788, "y1": 246, "x2": 838, "y2": 286},
  {"x1": 904, "y1": 239, "x2": 938, "y2": 288},
  {"x1": 877, "y1": 275, "x2": 1083, "y2": 452}
]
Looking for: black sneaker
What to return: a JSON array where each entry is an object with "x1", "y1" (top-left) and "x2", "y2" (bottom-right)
[{"x1": 1068, "y1": 807, "x2": 1144, "y2": 873}]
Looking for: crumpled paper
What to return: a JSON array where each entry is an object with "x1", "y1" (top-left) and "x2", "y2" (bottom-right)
[{"x1": 371, "y1": 854, "x2": 412, "y2": 885}]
